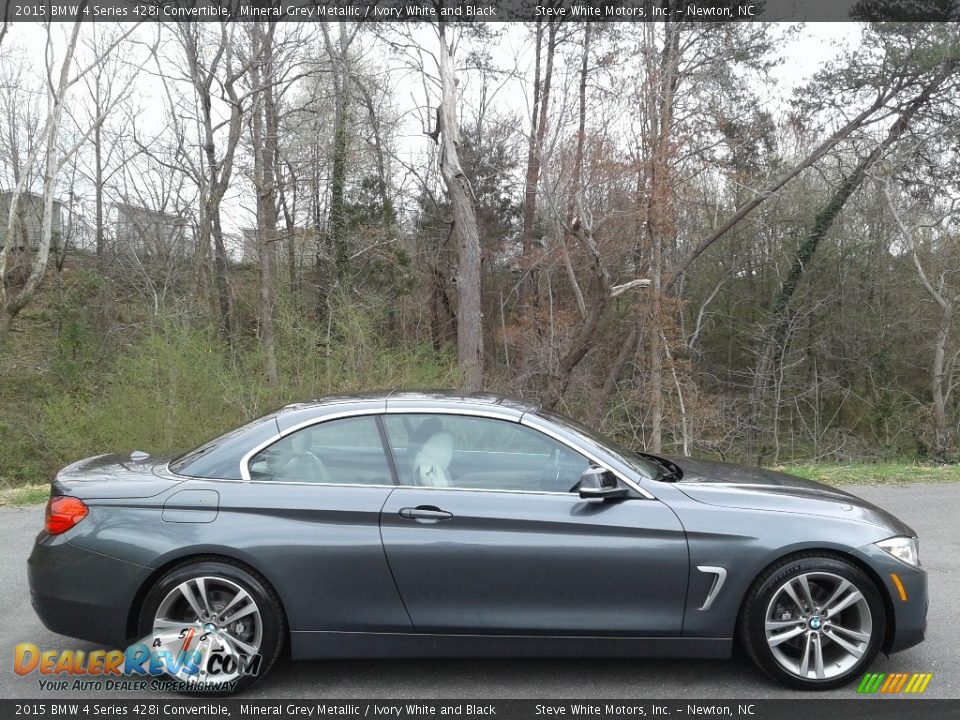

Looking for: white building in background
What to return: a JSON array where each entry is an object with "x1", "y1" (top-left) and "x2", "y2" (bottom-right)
[
  {"x1": 113, "y1": 202, "x2": 190, "y2": 258},
  {"x1": 0, "y1": 190, "x2": 67, "y2": 251}
]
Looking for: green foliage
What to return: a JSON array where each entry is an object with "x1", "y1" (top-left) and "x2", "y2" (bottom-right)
[
  {"x1": 0, "y1": 483, "x2": 50, "y2": 507},
  {"x1": 42, "y1": 325, "x2": 252, "y2": 462},
  {"x1": 38, "y1": 298, "x2": 461, "y2": 474},
  {"x1": 776, "y1": 461, "x2": 960, "y2": 486}
]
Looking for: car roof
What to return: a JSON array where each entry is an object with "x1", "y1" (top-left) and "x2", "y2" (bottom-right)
[{"x1": 275, "y1": 390, "x2": 541, "y2": 431}]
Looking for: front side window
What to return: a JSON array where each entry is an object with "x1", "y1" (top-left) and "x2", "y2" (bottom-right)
[
  {"x1": 249, "y1": 416, "x2": 393, "y2": 485},
  {"x1": 382, "y1": 414, "x2": 591, "y2": 493}
]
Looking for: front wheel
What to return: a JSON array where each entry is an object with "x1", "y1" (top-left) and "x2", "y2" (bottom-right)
[
  {"x1": 137, "y1": 558, "x2": 286, "y2": 694},
  {"x1": 739, "y1": 554, "x2": 885, "y2": 690}
]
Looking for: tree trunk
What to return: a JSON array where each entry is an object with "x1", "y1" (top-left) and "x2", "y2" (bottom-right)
[
  {"x1": 643, "y1": 21, "x2": 680, "y2": 454},
  {"x1": 931, "y1": 302, "x2": 952, "y2": 459},
  {"x1": 437, "y1": 23, "x2": 484, "y2": 392},
  {"x1": 250, "y1": 23, "x2": 279, "y2": 386},
  {"x1": 0, "y1": 19, "x2": 82, "y2": 345},
  {"x1": 94, "y1": 119, "x2": 104, "y2": 261},
  {"x1": 518, "y1": 18, "x2": 556, "y2": 315},
  {"x1": 180, "y1": 24, "x2": 240, "y2": 343},
  {"x1": 321, "y1": 22, "x2": 354, "y2": 281}
]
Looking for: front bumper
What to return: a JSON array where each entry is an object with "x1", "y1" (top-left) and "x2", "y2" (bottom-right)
[
  {"x1": 28, "y1": 531, "x2": 153, "y2": 646},
  {"x1": 855, "y1": 543, "x2": 928, "y2": 653}
]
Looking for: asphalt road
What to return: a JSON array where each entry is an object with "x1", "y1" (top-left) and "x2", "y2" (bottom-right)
[{"x1": 2, "y1": 483, "x2": 958, "y2": 700}]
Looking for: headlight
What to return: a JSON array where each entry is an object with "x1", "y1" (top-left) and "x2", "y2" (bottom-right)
[{"x1": 876, "y1": 536, "x2": 920, "y2": 567}]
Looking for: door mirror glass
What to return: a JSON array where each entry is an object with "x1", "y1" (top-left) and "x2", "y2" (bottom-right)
[{"x1": 578, "y1": 466, "x2": 629, "y2": 500}]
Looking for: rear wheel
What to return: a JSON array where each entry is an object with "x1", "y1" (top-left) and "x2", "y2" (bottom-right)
[
  {"x1": 138, "y1": 558, "x2": 285, "y2": 693},
  {"x1": 739, "y1": 554, "x2": 885, "y2": 689}
]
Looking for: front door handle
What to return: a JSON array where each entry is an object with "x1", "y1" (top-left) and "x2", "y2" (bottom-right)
[{"x1": 399, "y1": 505, "x2": 453, "y2": 523}]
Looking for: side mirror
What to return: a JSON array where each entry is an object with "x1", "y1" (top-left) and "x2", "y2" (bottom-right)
[{"x1": 579, "y1": 466, "x2": 629, "y2": 500}]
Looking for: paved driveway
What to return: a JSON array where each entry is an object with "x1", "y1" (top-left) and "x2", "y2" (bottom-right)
[{"x1": 2, "y1": 483, "x2": 957, "y2": 699}]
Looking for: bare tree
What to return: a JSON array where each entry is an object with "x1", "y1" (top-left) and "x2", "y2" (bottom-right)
[
  {"x1": 434, "y1": 22, "x2": 484, "y2": 392},
  {"x1": 517, "y1": 16, "x2": 558, "y2": 316},
  {"x1": 249, "y1": 22, "x2": 280, "y2": 385},
  {"x1": 884, "y1": 182, "x2": 959, "y2": 459},
  {"x1": 0, "y1": 17, "x2": 143, "y2": 342},
  {"x1": 746, "y1": 56, "x2": 958, "y2": 461},
  {"x1": 175, "y1": 23, "x2": 248, "y2": 341},
  {"x1": 320, "y1": 22, "x2": 360, "y2": 280}
]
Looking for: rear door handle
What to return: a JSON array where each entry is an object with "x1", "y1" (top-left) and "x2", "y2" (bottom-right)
[{"x1": 399, "y1": 505, "x2": 453, "y2": 523}]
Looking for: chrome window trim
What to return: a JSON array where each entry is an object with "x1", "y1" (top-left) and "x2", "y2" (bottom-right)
[
  {"x1": 235, "y1": 405, "x2": 654, "y2": 500},
  {"x1": 175, "y1": 475, "x2": 397, "y2": 490},
  {"x1": 239, "y1": 407, "x2": 384, "y2": 482},
  {"x1": 381, "y1": 485, "x2": 577, "y2": 498},
  {"x1": 383, "y1": 405, "x2": 521, "y2": 421}
]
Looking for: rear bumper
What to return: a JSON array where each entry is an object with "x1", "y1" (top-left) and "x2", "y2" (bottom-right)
[
  {"x1": 855, "y1": 544, "x2": 927, "y2": 653},
  {"x1": 28, "y1": 531, "x2": 153, "y2": 646}
]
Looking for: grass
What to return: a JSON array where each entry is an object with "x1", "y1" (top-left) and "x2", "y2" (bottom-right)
[
  {"x1": 0, "y1": 483, "x2": 49, "y2": 508},
  {"x1": 773, "y1": 462, "x2": 960, "y2": 486}
]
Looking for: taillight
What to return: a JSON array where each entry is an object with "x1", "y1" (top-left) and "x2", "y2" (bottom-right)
[{"x1": 45, "y1": 496, "x2": 89, "y2": 535}]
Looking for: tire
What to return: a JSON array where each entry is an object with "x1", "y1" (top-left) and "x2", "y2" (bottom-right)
[
  {"x1": 738, "y1": 553, "x2": 885, "y2": 690},
  {"x1": 137, "y1": 557, "x2": 286, "y2": 694}
]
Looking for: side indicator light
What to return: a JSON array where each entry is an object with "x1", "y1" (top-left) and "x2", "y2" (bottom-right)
[{"x1": 890, "y1": 572, "x2": 908, "y2": 602}]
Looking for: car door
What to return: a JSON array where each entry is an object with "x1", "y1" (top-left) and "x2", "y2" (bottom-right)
[
  {"x1": 224, "y1": 414, "x2": 412, "y2": 634},
  {"x1": 378, "y1": 413, "x2": 688, "y2": 636}
]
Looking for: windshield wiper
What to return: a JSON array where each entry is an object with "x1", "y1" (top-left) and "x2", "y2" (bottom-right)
[{"x1": 635, "y1": 452, "x2": 683, "y2": 482}]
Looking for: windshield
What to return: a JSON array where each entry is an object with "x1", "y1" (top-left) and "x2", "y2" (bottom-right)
[{"x1": 536, "y1": 409, "x2": 660, "y2": 480}]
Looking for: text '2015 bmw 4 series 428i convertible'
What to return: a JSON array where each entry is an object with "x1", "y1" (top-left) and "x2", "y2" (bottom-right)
[{"x1": 28, "y1": 392, "x2": 927, "y2": 692}]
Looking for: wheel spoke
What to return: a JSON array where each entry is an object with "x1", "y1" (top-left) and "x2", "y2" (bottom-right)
[
  {"x1": 221, "y1": 602, "x2": 257, "y2": 626},
  {"x1": 781, "y1": 582, "x2": 806, "y2": 612},
  {"x1": 195, "y1": 578, "x2": 214, "y2": 616},
  {"x1": 821, "y1": 579, "x2": 851, "y2": 612},
  {"x1": 824, "y1": 587, "x2": 863, "y2": 618},
  {"x1": 827, "y1": 630, "x2": 865, "y2": 658},
  {"x1": 178, "y1": 581, "x2": 206, "y2": 620},
  {"x1": 765, "y1": 619, "x2": 801, "y2": 631},
  {"x1": 828, "y1": 624, "x2": 871, "y2": 644},
  {"x1": 798, "y1": 632, "x2": 812, "y2": 676},
  {"x1": 153, "y1": 617, "x2": 193, "y2": 633},
  {"x1": 795, "y1": 575, "x2": 815, "y2": 611},
  {"x1": 812, "y1": 634, "x2": 825, "y2": 679},
  {"x1": 219, "y1": 588, "x2": 250, "y2": 618},
  {"x1": 768, "y1": 625, "x2": 806, "y2": 647},
  {"x1": 220, "y1": 630, "x2": 258, "y2": 656}
]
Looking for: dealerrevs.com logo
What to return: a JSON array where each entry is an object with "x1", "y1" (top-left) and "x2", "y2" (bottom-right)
[
  {"x1": 14, "y1": 627, "x2": 261, "y2": 693},
  {"x1": 857, "y1": 672, "x2": 933, "y2": 694}
]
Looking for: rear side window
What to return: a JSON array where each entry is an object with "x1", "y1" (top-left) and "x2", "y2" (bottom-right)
[
  {"x1": 248, "y1": 416, "x2": 393, "y2": 486},
  {"x1": 170, "y1": 414, "x2": 279, "y2": 480}
]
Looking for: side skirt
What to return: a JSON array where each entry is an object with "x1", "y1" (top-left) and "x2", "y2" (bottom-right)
[{"x1": 290, "y1": 631, "x2": 732, "y2": 660}]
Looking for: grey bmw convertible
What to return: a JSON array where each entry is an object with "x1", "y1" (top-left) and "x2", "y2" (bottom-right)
[{"x1": 29, "y1": 392, "x2": 926, "y2": 692}]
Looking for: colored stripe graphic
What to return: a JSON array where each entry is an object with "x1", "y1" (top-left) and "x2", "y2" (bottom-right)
[
  {"x1": 857, "y1": 672, "x2": 932, "y2": 694},
  {"x1": 857, "y1": 673, "x2": 886, "y2": 693}
]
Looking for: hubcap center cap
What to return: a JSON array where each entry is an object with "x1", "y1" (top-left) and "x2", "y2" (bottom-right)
[
  {"x1": 203, "y1": 622, "x2": 216, "y2": 632},
  {"x1": 808, "y1": 616, "x2": 822, "y2": 630}
]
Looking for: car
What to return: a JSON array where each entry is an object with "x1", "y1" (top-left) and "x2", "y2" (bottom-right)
[{"x1": 28, "y1": 391, "x2": 926, "y2": 692}]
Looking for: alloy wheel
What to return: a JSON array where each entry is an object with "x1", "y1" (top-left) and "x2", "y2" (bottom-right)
[
  {"x1": 151, "y1": 575, "x2": 263, "y2": 684},
  {"x1": 764, "y1": 571, "x2": 873, "y2": 681}
]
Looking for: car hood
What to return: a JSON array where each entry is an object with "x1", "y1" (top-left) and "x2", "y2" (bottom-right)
[
  {"x1": 669, "y1": 456, "x2": 915, "y2": 536},
  {"x1": 52, "y1": 451, "x2": 183, "y2": 499}
]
